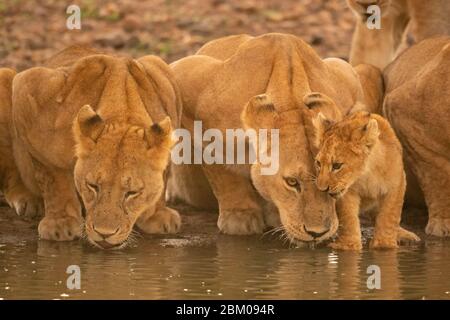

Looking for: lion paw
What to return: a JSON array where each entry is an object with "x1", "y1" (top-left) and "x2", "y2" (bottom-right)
[
  {"x1": 136, "y1": 207, "x2": 181, "y2": 234},
  {"x1": 38, "y1": 215, "x2": 83, "y2": 241},
  {"x1": 218, "y1": 209, "x2": 265, "y2": 235},
  {"x1": 397, "y1": 227, "x2": 421, "y2": 245},
  {"x1": 6, "y1": 192, "x2": 43, "y2": 219},
  {"x1": 328, "y1": 239, "x2": 362, "y2": 251},
  {"x1": 370, "y1": 237, "x2": 398, "y2": 249},
  {"x1": 426, "y1": 217, "x2": 450, "y2": 237}
]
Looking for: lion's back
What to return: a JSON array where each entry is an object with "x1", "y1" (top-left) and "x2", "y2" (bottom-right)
[{"x1": 44, "y1": 45, "x2": 101, "y2": 69}]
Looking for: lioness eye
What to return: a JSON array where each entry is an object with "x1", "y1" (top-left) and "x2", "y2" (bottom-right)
[
  {"x1": 87, "y1": 182, "x2": 99, "y2": 193},
  {"x1": 332, "y1": 162, "x2": 343, "y2": 171},
  {"x1": 284, "y1": 177, "x2": 300, "y2": 191}
]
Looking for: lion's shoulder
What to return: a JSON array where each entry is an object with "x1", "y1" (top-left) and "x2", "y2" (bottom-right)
[{"x1": 44, "y1": 45, "x2": 101, "y2": 68}]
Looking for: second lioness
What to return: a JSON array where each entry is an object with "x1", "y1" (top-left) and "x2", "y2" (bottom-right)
[{"x1": 313, "y1": 111, "x2": 419, "y2": 250}]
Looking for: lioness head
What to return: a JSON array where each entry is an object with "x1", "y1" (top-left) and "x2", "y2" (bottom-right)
[
  {"x1": 241, "y1": 93, "x2": 341, "y2": 243},
  {"x1": 73, "y1": 105, "x2": 173, "y2": 249},
  {"x1": 313, "y1": 111, "x2": 380, "y2": 199}
]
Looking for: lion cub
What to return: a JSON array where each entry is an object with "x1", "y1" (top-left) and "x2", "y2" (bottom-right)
[{"x1": 312, "y1": 111, "x2": 420, "y2": 250}]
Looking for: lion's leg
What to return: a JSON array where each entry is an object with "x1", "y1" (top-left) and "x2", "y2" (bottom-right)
[
  {"x1": 403, "y1": 130, "x2": 450, "y2": 236},
  {"x1": 0, "y1": 164, "x2": 43, "y2": 218},
  {"x1": 349, "y1": 7, "x2": 409, "y2": 69},
  {"x1": 408, "y1": 0, "x2": 450, "y2": 43},
  {"x1": 33, "y1": 161, "x2": 83, "y2": 241},
  {"x1": 0, "y1": 133, "x2": 43, "y2": 218},
  {"x1": 136, "y1": 167, "x2": 181, "y2": 234},
  {"x1": 370, "y1": 179, "x2": 405, "y2": 249},
  {"x1": 136, "y1": 205, "x2": 181, "y2": 234},
  {"x1": 417, "y1": 162, "x2": 450, "y2": 237},
  {"x1": 384, "y1": 80, "x2": 450, "y2": 237},
  {"x1": 202, "y1": 165, "x2": 265, "y2": 235},
  {"x1": 136, "y1": 195, "x2": 181, "y2": 234},
  {"x1": 0, "y1": 68, "x2": 43, "y2": 218},
  {"x1": 166, "y1": 163, "x2": 217, "y2": 210},
  {"x1": 397, "y1": 226, "x2": 420, "y2": 244},
  {"x1": 395, "y1": 108, "x2": 450, "y2": 237},
  {"x1": 329, "y1": 191, "x2": 362, "y2": 250}
]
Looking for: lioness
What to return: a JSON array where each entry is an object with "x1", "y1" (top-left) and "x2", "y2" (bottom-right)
[
  {"x1": 347, "y1": 0, "x2": 450, "y2": 69},
  {"x1": 0, "y1": 46, "x2": 182, "y2": 248},
  {"x1": 384, "y1": 36, "x2": 450, "y2": 237},
  {"x1": 168, "y1": 33, "x2": 383, "y2": 244},
  {"x1": 313, "y1": 111, "x2": 420, "y2": 250}
]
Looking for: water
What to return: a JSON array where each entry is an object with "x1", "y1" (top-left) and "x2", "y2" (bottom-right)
[{"x1": 0, "y1": 211, "x2": 449, "y2": 300}]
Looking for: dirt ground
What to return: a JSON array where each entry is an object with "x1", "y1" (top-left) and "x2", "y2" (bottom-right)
[{"x1": 0, "y1": 0, "x2": 354, "y2": 71}]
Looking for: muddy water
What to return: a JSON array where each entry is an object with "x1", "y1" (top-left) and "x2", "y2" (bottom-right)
[{"x1": 0, "y1": 210, "x2": 449, "y2": 300}]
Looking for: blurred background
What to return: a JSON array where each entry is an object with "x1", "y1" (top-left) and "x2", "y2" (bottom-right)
[{"x1": 0, "y1": 0, "x2": 355, "y2": 71}]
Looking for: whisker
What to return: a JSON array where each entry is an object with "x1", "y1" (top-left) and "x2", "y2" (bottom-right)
[{"x1": 263, "y1": 225, "x2": 284, "y2": 237}]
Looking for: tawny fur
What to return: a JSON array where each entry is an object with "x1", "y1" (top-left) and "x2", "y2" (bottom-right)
[
  {"x1": 0, "y1": 68, "x2": 44, "y2": 218},
  {"x1": 383, "y1": 37, "x2": 450, "y2": 237},
  {"x1": 347, "y1": 0, "x2": 450, "y2": 69},
  {"x1": 2, "y1": 46, "x2": 182, "y2": 248},
  {"x1": 168, "y1": 33, "x2": 382, "y2": 243},
  {"x1": 313, "y1": 111, "x2": 420, "y2": 250}
]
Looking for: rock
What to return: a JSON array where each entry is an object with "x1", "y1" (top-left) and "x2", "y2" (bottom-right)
[
  {"x1": 310, "y1": 35, "x2": 324, "y2": 45},
  {"x1": 94, "y1": 31, "x2": 127, "y2": 49}
]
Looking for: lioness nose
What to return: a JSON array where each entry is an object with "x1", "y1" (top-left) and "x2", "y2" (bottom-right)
[
  {"x1": 304, "y1": 226, "x2": 329, "y2": 239},
  {"x1": 93, "y1": 226, "x2": 120, "y2": 239}
]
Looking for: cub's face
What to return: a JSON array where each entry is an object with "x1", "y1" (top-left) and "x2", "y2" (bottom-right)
[
  {"x1": 314, "y1": 135, "x2": 368, "y2": 199},
  {"x1": 313, "y1": 111, "x2": 380, "y2": 199},
  {"x1": 73, "y1": 105, "x2": 173, "y2": 249}
]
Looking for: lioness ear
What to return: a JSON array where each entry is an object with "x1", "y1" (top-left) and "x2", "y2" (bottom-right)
[
  {"x1": 311, "y1": 112, "x2": 333, "y2": 148},
  {"x1": 75, "y1": 105, "x2": 105, "y2": 143},
  {"x1": 362, "y1": 118, "x2": 380, "y2": 148},
  {"x1": 241, "y1": 94, "x2": 278, "y2": 130},
  {"x1": 303, "y1": 92, "x2": 343, "y2": 123},
  {"x1": 144, "y1": 116, "x2": 173, "y2": 150}
]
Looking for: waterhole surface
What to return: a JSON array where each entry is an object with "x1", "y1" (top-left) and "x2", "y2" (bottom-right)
[{"x1": 1, "y1": 207, "x2": 449, "y2": 299}]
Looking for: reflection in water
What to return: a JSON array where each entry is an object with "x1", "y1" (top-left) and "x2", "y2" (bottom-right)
[{"x1": 0, "y1": 235, "x2": 449, "y2": 299}]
